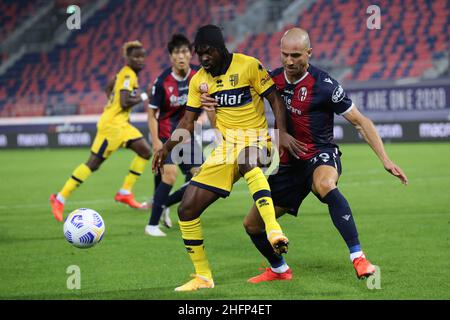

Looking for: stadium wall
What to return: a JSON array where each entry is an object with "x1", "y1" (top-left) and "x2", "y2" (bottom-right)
[
  {"x1": 1, "y1": 81, "x2": 449, "y2": 149},
  {"x1": 0, "y1": 115, "x2": 449, "y2": 149}
]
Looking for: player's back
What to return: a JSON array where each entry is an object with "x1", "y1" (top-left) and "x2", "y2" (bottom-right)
[
  {"x1": 187, "y1": 53, "x2": 275, "y2": 139},
  {"x1": 98, "y1": 65, "x2": 139, "y2": 129}
]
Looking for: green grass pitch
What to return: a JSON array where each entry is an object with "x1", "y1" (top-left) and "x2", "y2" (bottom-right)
[{"x1": 0, "y1": 142, "x2": 449, "y2": 299}]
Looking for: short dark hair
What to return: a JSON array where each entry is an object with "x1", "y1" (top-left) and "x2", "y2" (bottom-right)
[
  {"x1": 194, "y1": 25, "x2": 226, "y2": 52},
  {"x1": 167, "y1": 34, "x2": 192, "y2": 54}
]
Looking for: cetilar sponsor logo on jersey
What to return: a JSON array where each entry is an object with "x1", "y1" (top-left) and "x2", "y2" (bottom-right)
[{"x1": 212, "y1": 86, "x2": 252, "y2": 107}]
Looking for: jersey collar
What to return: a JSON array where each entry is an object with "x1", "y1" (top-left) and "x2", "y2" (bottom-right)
[
  {"x1": 284, "y1": 69, "x2": 309, "y2": 85},
  {"x1": 171, "y1": 68, "x2": 191, "y2": 81}
]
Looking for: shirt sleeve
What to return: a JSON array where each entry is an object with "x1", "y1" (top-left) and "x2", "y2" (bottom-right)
[
  {"x1": 186, "y1": 73, "x2": 202, "y2": 113},
  {"x1": 247, "y1": 57, "x2": 275, "y2": 97},
  {"x1": 118, "y1": 69, "x2": 137, "y2": 92},
  {"x1": 149, "y1": 77, "x2": 165, "y2": 109},
  {"x1": 325, "y1": 78, "x2": 353, "y2": 115}
]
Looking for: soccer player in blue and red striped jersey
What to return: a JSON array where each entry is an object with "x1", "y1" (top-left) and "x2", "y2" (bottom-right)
[
  {"x1": 246, "y1": 28, "x2": 408, "y2": 282},
  {"x1": 143, "y1": 34, "x2": 210, "y2": 237},
  {"x1": 201, "y1": 28, "x2": 408, "y2": 282}
]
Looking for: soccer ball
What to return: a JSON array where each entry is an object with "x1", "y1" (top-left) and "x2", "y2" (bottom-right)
[{"x1": 63, "y1": 208, "x2": 105, "y2": 248}]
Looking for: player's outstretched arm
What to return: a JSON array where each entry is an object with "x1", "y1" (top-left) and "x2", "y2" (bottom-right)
[
  {"x1": 265, "y1": 88, "x2": 307, "y2": 158},
  {"x1": 147, "y1": 107, "x2": 162, "y2": 154},
  {"x1": 152, "y1": 109, "x2": 197, "y2": 174},
  {"x1": 119, "y1": 89, "x2": 149, "y2": 110},
  {"x1": 343, "y1": 104, "x2": 408, "y2": 185}
]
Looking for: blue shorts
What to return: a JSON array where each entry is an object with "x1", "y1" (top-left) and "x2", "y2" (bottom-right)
[
  {"x1": 268, "y1": 148, "x2": 342, "y2": 216},
  {"x1": 161, "y1": 137, "x2": 204, "y2": 175}
]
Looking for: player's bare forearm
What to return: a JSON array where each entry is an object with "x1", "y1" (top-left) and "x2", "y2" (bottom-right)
[
  {"x1": 344, "y1": 106, "x2": 408, "y2": 184},
  {"x1": 163, "y1": 110, "x2": 196, "y2": 152},
  {"x1": 266, "y1": 88, "x2": 307, "y2": 156},
  {"x1": 358, "y1": 118, "x2": 389, "y2": 163},
  {"x1": 119, "y1": 90, "x2": 147, "y2": 110},
  {"x1": 266, "y1": 88, "x2": 288, "y2": 132},
  {"x1": 206, "y1": 110, "x2": 216, "y2": 128},
  {"x1": 344, "y1": 106, "x2": 388, "y2": 163},
  {"x1": 147, "y1": 108, "x2": 159, "y2": 142}
]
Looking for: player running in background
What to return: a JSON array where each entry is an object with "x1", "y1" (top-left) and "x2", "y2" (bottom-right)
[
  {"x1": 152, "y1": 25, "x2": 306, "y2": 291},
  {"x1": 50, "y1": 41, "x2": 152, "y2": 221},
  {"x1": 142, "y1": 34, "x2": 211, "y2": 237},
  {"x1": 201, "y1": 27, "x2": 408, "y2": 282}
]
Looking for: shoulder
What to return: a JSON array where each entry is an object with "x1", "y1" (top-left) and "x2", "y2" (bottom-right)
[
  {"x1": 269, "y1": 67, "x2": 284, "y2": 79},
  {"x1": 308, "y1": 64, "x2": 350, "y2": 105},
  {"x1": 119, "y1": 66, "x2": 137, "y2": 79},
  {"x1": 307, "y1": 64, "x2": 333, "y2": 82},
  {"x1": 308, "y1": 64, "x2": 342, "y2": 93},
  {"x1": 190, "y1": 64, "x2": 201, "y2": 72},
  {"x1": 190, "y1": 68, "x2": 207, "y2": 82},
  {"x1": 155, "y1": 67, "x2": 173, "y2": 85},
  {"x1": 232, "y1": 53, "x2": 261, "y2": 68}
]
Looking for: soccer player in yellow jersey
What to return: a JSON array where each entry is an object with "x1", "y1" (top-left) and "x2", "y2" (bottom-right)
[
  {"x1": 50, "y1": 41, "x2": 152, "y2": 221},
  {"x1": 152, "y1": 25, "x2": 306, "y2": 291}
]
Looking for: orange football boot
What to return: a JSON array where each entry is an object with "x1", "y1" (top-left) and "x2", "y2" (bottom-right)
[
  {"x1": 247, "y1": 267, "x2": 293, "y2": 283},
  {"x1": 114, "y1": 192, "x2": 144, "y2": 209},
  {"x1": 353, "y1": 255, "x2": 376, "y2": 279},
  {"x1": 49, "y1": 194, "x2": 64, "y2": 222}
]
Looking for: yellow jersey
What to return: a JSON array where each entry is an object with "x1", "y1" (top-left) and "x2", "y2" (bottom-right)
[
  {"x1": 98, "y1": 65, "x2": 139, "y2": 128},
  {"x1": 187, "y1": 53, "x2": 275, "y2": 139}
]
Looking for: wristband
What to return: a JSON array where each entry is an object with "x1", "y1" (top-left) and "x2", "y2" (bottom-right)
[{"x1": 140, "y1": 92, "x2": 149, "y2": 102}]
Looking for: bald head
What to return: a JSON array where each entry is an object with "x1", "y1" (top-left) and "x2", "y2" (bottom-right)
[
  {"x1": 280, "y1": 27, "x2": 312, "y2": 82},
  {"x1": 281, "y1": 28, "x2": 311, "y2": 50}
]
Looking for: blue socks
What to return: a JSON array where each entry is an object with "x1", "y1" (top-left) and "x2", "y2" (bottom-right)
[
  {"x1": 165, "y1": 183, "x2": 188, "y2": 207},
  {"x1": 247, "y1": 231, "x2": 285, "y2": 268},
  {"x1": 321, "y1": 188, "x2": 361, "y2": 251},
  {"x1": 149, "y1": 182, "x2": 172, "y2": 226}
]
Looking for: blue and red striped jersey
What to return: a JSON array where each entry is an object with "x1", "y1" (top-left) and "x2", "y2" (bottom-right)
[
  {"x1": 271, "y1": 64, "x2": 353, "y2": 163},
  {"x1": 150, "y1": 65, "x2": 199, "y2": 139}
]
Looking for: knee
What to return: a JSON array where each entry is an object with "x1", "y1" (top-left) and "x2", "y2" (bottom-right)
[
  {"x1": 140, "y1": 147, "x2": 152, "y2": 160},
  {"x1": 315, "y1": 178, "x2": 336, "y2": 198},
  {"x1": 86, "y1": 160, "x2": 101, "y2": 172},
  {"x1": 177, "y1": 200, "x2": 195, "y2": 221},
  {"x1": 162, "y1": 171, "x2": 177, "y2": 185}
]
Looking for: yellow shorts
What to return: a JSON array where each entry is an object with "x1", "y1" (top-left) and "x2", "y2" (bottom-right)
[
  {"x1": 190, "y1": 136, "x2": 272, "y2": 197},
  {"x1": 91, "y1": 123, "x2": 143, "y2": 159}
]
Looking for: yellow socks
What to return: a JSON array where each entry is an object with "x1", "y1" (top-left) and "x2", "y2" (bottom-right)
[
  {"x1": 59, "y1": 163, "x2": 92, "y2": 200},
  {"x1": 244, "y1": 167, "x2": 282, "y2": 233},
  {"x1": 120, "y1": 155, "x2": 148, "y2": 192},
  {"x1": 178, "y1": 218, "x2": 212, "y2": 280}
]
